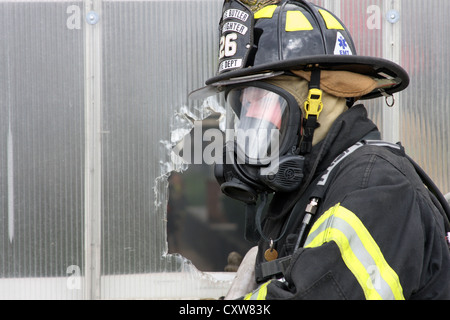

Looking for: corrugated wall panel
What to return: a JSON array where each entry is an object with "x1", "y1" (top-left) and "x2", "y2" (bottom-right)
[
  {"x1": 0, "y1": 1, "x2": 85, "y2": 299},
  {"x1": 99, "y1": 0, "x2": 226, "y2": 299},
  {"x1": 399, "y1": 0, "x2": 450, "y2": 194}
]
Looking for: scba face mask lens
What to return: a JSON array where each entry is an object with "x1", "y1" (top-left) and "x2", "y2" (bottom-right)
[
  {"x1": 228, "y1": 86, "x2": 287, "y2": 164},
  {"x1": 214, "y1": 82, "x2": 305, "y2": 204}
]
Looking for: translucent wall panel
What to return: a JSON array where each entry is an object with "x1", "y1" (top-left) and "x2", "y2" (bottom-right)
[
  {"x1": 0, "y1": 1, "x2": 85, "y2": 299},
  {"x1": 399, "y1": 0, "x2": 450, "y2": 194},
  {"x1": 101, "y1": 0, "x2": 216, "y2": 275},
  {"x1": 339, "y1": 0, "x2": 449, "y2": 193},
  {"x1": 338, "y1": 0, "x2": 385, "y2": 129},
  {"x1": 100, "y1": 0, "x2": 229, "y2": 299}
]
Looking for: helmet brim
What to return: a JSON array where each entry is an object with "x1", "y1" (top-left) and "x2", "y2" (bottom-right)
[{"x1": 190, "y1": 55, "x2": 409, "y2": 101}]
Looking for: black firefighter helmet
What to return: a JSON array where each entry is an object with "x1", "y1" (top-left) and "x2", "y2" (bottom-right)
[{"x1": 190, "y1": 0, "x2": 409, "y2": 100}]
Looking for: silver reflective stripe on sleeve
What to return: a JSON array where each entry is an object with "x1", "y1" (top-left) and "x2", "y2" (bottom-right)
[{"x1": 304, "y1": 203, "x2": 405, "y2": 300}]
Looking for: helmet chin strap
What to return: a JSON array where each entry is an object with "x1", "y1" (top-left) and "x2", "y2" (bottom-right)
[{"x1": 299, "y1": 69, "x2": 323, "y2": 155}]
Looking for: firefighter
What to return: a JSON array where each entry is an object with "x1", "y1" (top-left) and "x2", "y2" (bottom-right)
[{"x1": 191, "y1": 0, "x2": 450, "y2": 300}]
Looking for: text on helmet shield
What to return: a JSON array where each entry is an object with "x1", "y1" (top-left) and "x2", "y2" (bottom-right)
[
  {"x1": 223, "y1": 8, "x2": 250, "y2": 22},
  {"x1": 217, "y1": 1, "x2": 254, "y2": 74},
  {"x1": 222, "y1": 21, "x2": 249, "y2": 35}
]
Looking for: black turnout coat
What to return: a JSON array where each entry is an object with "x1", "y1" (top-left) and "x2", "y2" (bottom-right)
[{"x1": 249, "y1": 105, "x2": 450, "y2": 300}]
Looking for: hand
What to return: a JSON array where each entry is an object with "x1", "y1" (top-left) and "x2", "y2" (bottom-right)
[{"x1": 224, "y1": 246, "x2": 258, "y2": 300}]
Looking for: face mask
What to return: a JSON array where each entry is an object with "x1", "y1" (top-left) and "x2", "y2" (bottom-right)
[{"x1": 214, "y1": 81, "x2": 305, "y2": 204}]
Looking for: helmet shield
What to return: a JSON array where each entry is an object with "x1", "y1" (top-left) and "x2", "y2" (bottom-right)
[{"x1": 218, "y1": 0, "x2": 254, "y2": 74}]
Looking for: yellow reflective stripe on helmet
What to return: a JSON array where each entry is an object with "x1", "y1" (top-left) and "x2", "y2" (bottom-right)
[
  {"x1": 318, "y1": 9, "x2": 344, "y2": 30},
  {"x1": 285, "y1": 11, "x2": 314, "y2": 31},
  {"x1": 305, "y1": 204, "x2": 405, "y2": 300},
  {"x1": 243, "y1": 281, "x2": 271, "y2": 300},
  {"x1": 254, "y1": 5, "x2": 277, "y2": 19}
]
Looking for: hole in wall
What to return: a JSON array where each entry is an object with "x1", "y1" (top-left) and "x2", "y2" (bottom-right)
[{"x1": 166, "y1": 114, "x2": 253, "y2": 272}]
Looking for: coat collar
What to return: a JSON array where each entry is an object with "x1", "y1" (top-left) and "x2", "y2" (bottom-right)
[{"x1": 268, "y1": 104, "x2": 379, "y2": 218}]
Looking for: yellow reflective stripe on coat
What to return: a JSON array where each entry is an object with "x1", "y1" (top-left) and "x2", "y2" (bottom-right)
[
  {"x1": 244, "y1": 281, "x2": 271, "y2": 300},
  {"x1": 304, "y1": 204, "x2": 405, "y2": 300}
]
